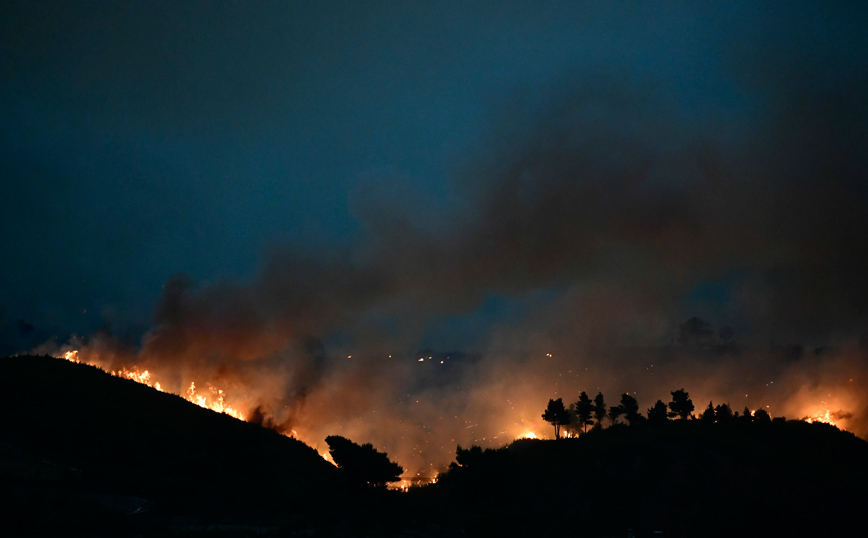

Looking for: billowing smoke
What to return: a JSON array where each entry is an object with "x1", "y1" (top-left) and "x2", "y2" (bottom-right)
[{"x1": 51, "y1": 3, "x2": 868, "y2": 474}]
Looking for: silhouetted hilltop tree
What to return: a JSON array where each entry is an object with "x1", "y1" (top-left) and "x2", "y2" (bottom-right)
[
  {"x1": 325, "y1": 435, "x2": 403, "y2": 487},
  {"x1": 715, "y1": 403, "x2": 733, "y2": 423},
  {"x1": 564, "y1": 402, "x2": 581, "y2": 437},
  {"x1": 453, "y1": 444, "x2": 511, "y2": 473},
  {"x1": 455, "y1": 445, "x2": 484, "y2": 468},
  {"x1": 608, "y1": 403, "x2": 624, "y2": 426},
  {"x1": 647, "y1": 399, "x2": 669, "y2": 424},
  {"x1": 678, "y1": 316, "x2": 714, "y2": 347},
  {"x1": 701, "y1": 401, "x2": 716, "y2": 422},
  {"x1": 620, "y1": 393, "x2": 644, "y2": 425},
  {"x1": 668, "y1": 388, "x2": 694, "y2": 419},
  {"x1": 575, "y1": 391, "x2": 594, "y2": 432},
  {"x1": 593, "y1": 392, "x2": 606, "y2": 430},
  {"x1": 741, "y1": 406, "x2": 753, "y2": 423},
  {"x1": 753, "y1": 408, "x2": 771, "y2": 423},
  {"x1": 542, "y1": 398, "x2": 571, "y2": 439}
]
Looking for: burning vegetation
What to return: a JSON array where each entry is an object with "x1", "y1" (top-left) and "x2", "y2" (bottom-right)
[
  {"x1": 61, "y1": 350, "x2": 245, "y2": 420},
  {"x1": 51, "y1": 338, "x2": 861, "y2": 485}
]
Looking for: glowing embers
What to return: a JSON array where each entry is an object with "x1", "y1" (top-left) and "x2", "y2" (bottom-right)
[{"x1": 392, "y1": 475, "x2": 438, "y2": 492}]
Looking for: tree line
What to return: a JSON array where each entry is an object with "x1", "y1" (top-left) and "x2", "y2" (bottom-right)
[{"x1": 541, "y1": 389, "x2": 772, "y2": 439}]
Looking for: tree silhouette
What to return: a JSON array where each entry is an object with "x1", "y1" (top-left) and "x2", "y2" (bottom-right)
[
  {"x1": 741, "y1": 406, "x2": 753, "y2": 423},
  {"x1": 563, "y1": 402, "x2": 582, "y2": 437},
  {"x1": 325, "y1": 435, "x2": 403, "y2": 487},
  {"x1": 575, "y1": 392, "x2": 594, "y2": 432},
  {"x1": 620, "y1": 393, "x2": 644, "y2": 425},
  {"x1": 647, "y1": 400, "x2": 669, "y2": 424},
  {"x1": 700, "y1": 401, "x2": 716, "y2": 422},
  {"x1": 455, "y1": 445, "x2": 484, "y2": 468},
  {"x1": 593, "y1": 392, "x2": 606, "y2": 429},
  {"x1": 753, "y1": 408, "x2": 771, "y2": 423},
  {"x1": 608, "y1": 404, "x2": 624, "y2": 426},
  {"x1": 715, "y1": 403, "x2": 733, "y2": 423},
  {"x1": 542, "y1": 398, "x2": 572, "y2": 439},
  {"x1": 668, "y1": 389, "x2": 694, "y2": 420}
]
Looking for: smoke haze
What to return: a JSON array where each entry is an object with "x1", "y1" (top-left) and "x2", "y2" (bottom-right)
[{"x1": 20, "y1": 2, "x2": 868, "y2": 473}]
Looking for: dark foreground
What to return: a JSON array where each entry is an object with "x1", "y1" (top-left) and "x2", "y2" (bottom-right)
[{"x1": 2, "y1": 355, "x2": 867, "y2": 537}]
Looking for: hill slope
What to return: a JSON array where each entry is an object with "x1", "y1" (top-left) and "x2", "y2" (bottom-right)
[
  {"x1": 413, "y1": 419, "x2": 868, "y2": 537},
  {"x1": 5, "y1": 354, "x2": 867, "y2": 537},
  {"x1": 0, "y1": 354, "x2": 341, "y2": 534}
]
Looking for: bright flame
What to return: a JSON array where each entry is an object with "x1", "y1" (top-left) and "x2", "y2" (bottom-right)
[
  {"x1": 521, "y1": 431, "x2": 537, "y2": 439},
  {"x1": 805, "y1": 408, "x2": 837, "y2": 427},
  {"x1": 186, "y1": 381, "x2": 245, "y2": 420},
  {"x1": 391, "y1": 475, "x2": 438, "y2": 492},
  {"x1": 55, "y1": 350, "x2": 244, "y2": 420}
]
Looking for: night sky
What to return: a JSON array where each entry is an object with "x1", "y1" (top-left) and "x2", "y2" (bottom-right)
[{"x1": 3, "y1": 2, "x2": 868, "y2": 466}]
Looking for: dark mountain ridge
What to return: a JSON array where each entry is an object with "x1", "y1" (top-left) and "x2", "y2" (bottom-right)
[
  {"x1": 0, "y1": 354, "x2": 343, "y2": 534},
  {"x1": 413, "y1": 418, "x2": 868, "y2": 537},
  {"x1": 3, "y1": 354, "x2": 867, "y2": 537}
]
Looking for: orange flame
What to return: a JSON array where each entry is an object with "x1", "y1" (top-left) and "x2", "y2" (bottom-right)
[{"x1": 58, "y1": 349, "x2": 244, "y2": 420}]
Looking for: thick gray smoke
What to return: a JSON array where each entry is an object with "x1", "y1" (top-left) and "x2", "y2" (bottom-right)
[{"x1": 62, "y1": 3, "x2": 868, "y2": 474}]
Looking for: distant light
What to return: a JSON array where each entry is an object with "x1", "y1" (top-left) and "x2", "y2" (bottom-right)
[{"x1": 418, "y1": 358, "x2": 424, "y2": 362}]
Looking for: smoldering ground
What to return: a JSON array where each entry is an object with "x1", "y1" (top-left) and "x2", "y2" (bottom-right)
[{"x1": 50, "y1": 3, "x2": 868, "y2": 472}]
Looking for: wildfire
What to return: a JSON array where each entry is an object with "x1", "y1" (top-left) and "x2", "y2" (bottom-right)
[
  {"x1": 57, "y1": 349, "x2": 244, "y2": 420},
  {"x1": 805, "y1": 408, "x2": 838, "y2": 427},
  {"x1": 186, "y1": 381, "x2": 245, "y2": 420},
  {"x1": 113, "y1": 367, "x2": 163, "y2": 391},
  {"x1": 392, "y1": 475, "x2": 438, "y2": 492}
]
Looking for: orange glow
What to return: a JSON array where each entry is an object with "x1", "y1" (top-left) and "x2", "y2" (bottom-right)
[
  {"x1": 805, "y1": 408, "x2": 837, "y2": 427},
  {"x1": 55, "y1": 350, "x2": 244, "y2": 420},
  {"x1": 391, "y1": 475, "x2": 438, "y2": 492}
]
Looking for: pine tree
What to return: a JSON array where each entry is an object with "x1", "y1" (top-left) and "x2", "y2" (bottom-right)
[
  {"x1": 575, "y1": 391, "x2": 594, "y2": 432},
  {"x1": 620, "y1": 393, "x2": 644, "y2": 425},
  {"x1": 668, "y1": 388, "x2": 694, "y2": 420},
  {"x1": 647, "y1": 399, "x2": 669, "y2": 423},
  {"x1": 542, "y1": 398, "x2": 572, "y2": 439},
  {"x1": 593, "y1": 392, "x2": 607, "y2": 429},
  {"x1": 608, "y1": 404, "x2": 624, "y2": 426},
  {"x1": 700, "y1": 401, "x2": 716, "y2": 422}
]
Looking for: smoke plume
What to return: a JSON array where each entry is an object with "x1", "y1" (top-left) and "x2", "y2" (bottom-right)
[{"x1": 59, "y1": 3, "x2": 868, "y2": 474}]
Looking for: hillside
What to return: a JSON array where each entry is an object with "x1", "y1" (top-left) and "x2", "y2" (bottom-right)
[
  {"x1": 0, "y1": 354, "x2": 344, "y2": 535},
  {"x1": 411, "y1": 419, "x2": 868, "y2": 537},
  {"x1": 4, "y1": 354, "x2": 868, "y2": 537}
]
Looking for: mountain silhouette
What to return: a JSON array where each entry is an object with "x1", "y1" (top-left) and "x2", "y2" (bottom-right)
[
  {"x1": 1, "y1": 354, "x2": 345, "y2": 535},
  {"x1": 418, "y1": 419, "x2": 868, "y2": 536},
  {"x1": 4, "y1": 354, "x2": 867, "y2": 537}
]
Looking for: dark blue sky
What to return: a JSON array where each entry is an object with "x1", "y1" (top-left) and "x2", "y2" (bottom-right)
[{"x1": 2, "y1": 1, "x2": 867, "y2": 355}]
